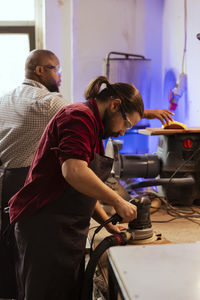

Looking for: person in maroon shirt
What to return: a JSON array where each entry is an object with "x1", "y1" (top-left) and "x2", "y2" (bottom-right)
[{"x1": 9, "y1": 76, "x2": 173, "y2": 300}]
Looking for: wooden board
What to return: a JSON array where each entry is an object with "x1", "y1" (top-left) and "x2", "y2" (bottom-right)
[{"x1": 138, "y1": 127, "x2": 200, "y2": 135}]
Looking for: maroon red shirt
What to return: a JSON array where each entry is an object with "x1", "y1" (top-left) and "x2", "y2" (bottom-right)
[{"x1": 9, "y1": 98, "x2": 105, "y2": 223}]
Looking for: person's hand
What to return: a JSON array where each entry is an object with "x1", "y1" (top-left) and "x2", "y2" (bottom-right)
[
  {"x1": 143, "y1": 109, "x2": 174, "y2": 124},
  {"x1": 105, "y1": 222, "x2": 127, "y2": 234},
  {"x1": 114, "y1": 199, "x2": 137, "y2": 223}
]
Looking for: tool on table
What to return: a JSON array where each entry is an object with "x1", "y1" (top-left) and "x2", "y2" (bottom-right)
[
  {"x1": 106, "y1": 127, "x2": 200, "y2": 206},
  {"x1": 162, "y1": 120, "x2": 187, "y2": 130}
]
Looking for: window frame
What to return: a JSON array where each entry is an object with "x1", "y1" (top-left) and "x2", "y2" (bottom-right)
[{"x1": 0, "y1": 24, "x2": 35, "y2": 50}]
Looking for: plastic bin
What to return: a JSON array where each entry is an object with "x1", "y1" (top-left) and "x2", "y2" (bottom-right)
[{"x1": 104, "y1": 125, "x2": 149, "y2": 154}]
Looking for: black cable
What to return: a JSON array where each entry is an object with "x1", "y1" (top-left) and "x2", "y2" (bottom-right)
[
  {"x1": 126, "y1": 176, "x2": 194, "y2": 190},
  {"x1": 81, "y1": 232, "x2": 131, "y2": 300},
  {"x1": 150, "y1": 196, "x2": 200, "y2": 225},
  {"x1": 89, "y1": 213, "x2": 122, "y2": 257},
  {"x1": 134, "y1": 190, "x2": 200, "y2": 224}
]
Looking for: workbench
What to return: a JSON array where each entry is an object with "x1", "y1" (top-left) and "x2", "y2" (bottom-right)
[
  {"x1": 138, "y1": 126, "x2": 200, "y2": 135},
  {"x1": 87, "y1": 126, "x2": 200, "y2": 299},
  {"x1": 107, "y1": 242, "x2": 200, "y2": 300},
  {"x1": 88, "y1": 205, "x2": 200, "y2": 299}
]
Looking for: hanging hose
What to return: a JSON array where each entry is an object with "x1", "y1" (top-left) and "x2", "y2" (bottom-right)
[
  {"x1": 81, "y1": 231, "x2": 132, "y2": 300},
  {"x1": 126, "y1": 175, "x2": 195, "y2": 190}
]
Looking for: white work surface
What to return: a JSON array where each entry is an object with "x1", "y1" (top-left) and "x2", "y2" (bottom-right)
[{"x1": 108, "y1": 242, "x2": 200, "y2": 300}]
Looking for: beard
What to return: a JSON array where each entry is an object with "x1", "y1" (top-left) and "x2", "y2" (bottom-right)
[
  {"x1": 102, "y1": 109, "x2": 121, "y2": 139},
  {"x1": 41, "y1": 78, "x2": 59, "y2": 92},
  {"x1": 47, "y1": 83, "x2": 59, "y2": 92}
]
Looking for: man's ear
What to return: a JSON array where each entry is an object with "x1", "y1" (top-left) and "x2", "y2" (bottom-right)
[
  {"x1": 35, "y1": 66, "x2": 44, "y2": 75},
  {"x1": 109, "y1": 98, "x2": 122, "y2": 112}
]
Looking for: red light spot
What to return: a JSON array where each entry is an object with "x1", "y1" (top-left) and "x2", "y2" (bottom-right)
[{"x1": 184, "y1": 139, "x2": 193, "y2": 148}]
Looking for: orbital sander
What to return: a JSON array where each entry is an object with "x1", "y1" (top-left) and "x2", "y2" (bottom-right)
[
  {"x1": 128, "y1": 195, "x2": 153, "y2": 240},
  {"x1": 104, "y1": 176, "x2": 154, "y2": 241}
]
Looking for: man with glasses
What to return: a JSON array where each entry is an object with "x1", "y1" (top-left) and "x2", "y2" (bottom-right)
[
  {"x1": 0, "y1": 49, "x2": 68, "y2": 300},
  {"x1": 9, "y1": 76, "x2": 173, "y2": 300},
  {"x1": 0, "y1": 49, "x2": 67, "y2": 232}
]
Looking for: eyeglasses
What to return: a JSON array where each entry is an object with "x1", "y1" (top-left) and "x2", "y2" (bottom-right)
[
  {"x1": 120, "y1": 104, "x2": 133, "y2": 129},
  {"x1": 38, "y1": 65, "x2": 62, "y2": 75}
]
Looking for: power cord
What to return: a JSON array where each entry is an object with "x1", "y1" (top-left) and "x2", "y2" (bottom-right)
[
  {"x1": 89, "y1": 213, "x2": 122, "y2": 257},
  {"x1": 160, "y1": 197, "x2": 200, "y2": 226},
  {"x1": 140, "y1": 190, "x2": 200, "y2": 225}
]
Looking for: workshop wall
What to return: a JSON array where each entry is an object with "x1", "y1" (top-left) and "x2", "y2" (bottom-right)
[
  {"x1": 72, "y1": 0, "x2": 164, "y2": 154},
  {"x1": 162, "y1": 0, "x2": 200, "y2": 127},
  {"x1": 72, "y1": 0, "x2": 163, "y2": 112},
  {"x1": 72, "y1": 0, "x2": 136, "y2": 102},
  {"x1": 44, "y1": 0, "x2": 200, "y2": 152},
  {"x1": 44, "y1": 0, "x2": 164, "y2": 153},
  {"x1": 44, "y1": 0, "x2": 73, "y2": 103}
]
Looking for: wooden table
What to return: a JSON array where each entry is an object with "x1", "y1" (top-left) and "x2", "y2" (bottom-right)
[{"x1": 138, "y1": 127, "x2": 200, "y2": 135}]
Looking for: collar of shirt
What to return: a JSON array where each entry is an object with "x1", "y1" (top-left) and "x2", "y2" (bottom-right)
[
  {"x1": 87, "y1": 98, "x2": 104, "y2": 138},
  {"x1": 23, "y1": 78, "x2": 48, "y2": 90}
]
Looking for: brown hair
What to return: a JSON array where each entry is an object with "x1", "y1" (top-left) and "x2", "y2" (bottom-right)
[{"x1": 84, "y1": 76, "x2": 144, "y2": 117}]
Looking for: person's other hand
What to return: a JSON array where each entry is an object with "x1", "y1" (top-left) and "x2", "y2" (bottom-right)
[
  {"x1": 105, "y1": 222, "x2": 127, "y2": 234},
  {"x1": 144, "y1": 109, "x2": 174, "y2": 124}
]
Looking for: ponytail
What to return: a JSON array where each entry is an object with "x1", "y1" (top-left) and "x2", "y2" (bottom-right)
[
  {"x1": 84, "y1": 75, "x2": 144, "y2": 117},
  {"x1": 84, "y1": 76, "x2": 111, "y2": 100}
]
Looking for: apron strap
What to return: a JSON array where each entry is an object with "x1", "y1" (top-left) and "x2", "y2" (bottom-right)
[
  {"x1": 86, "y1": 100, "x2": 95, "y2": 114},
  {"x1": 1, "y1": 167, "x2": 29, "y2": 233}
]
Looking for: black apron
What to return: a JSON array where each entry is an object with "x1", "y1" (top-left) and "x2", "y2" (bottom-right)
[
  {"x1": 0, "y1": 167, "x2": 29, "y2": 299},
  {"x1": 14, "y1": 153, "x2": 113, "y2": 300}
]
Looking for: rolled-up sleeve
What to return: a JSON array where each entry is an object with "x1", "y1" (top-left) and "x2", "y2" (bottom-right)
[{"x1": 51, "y1": 109, "x2": 97, "y2": 165}]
